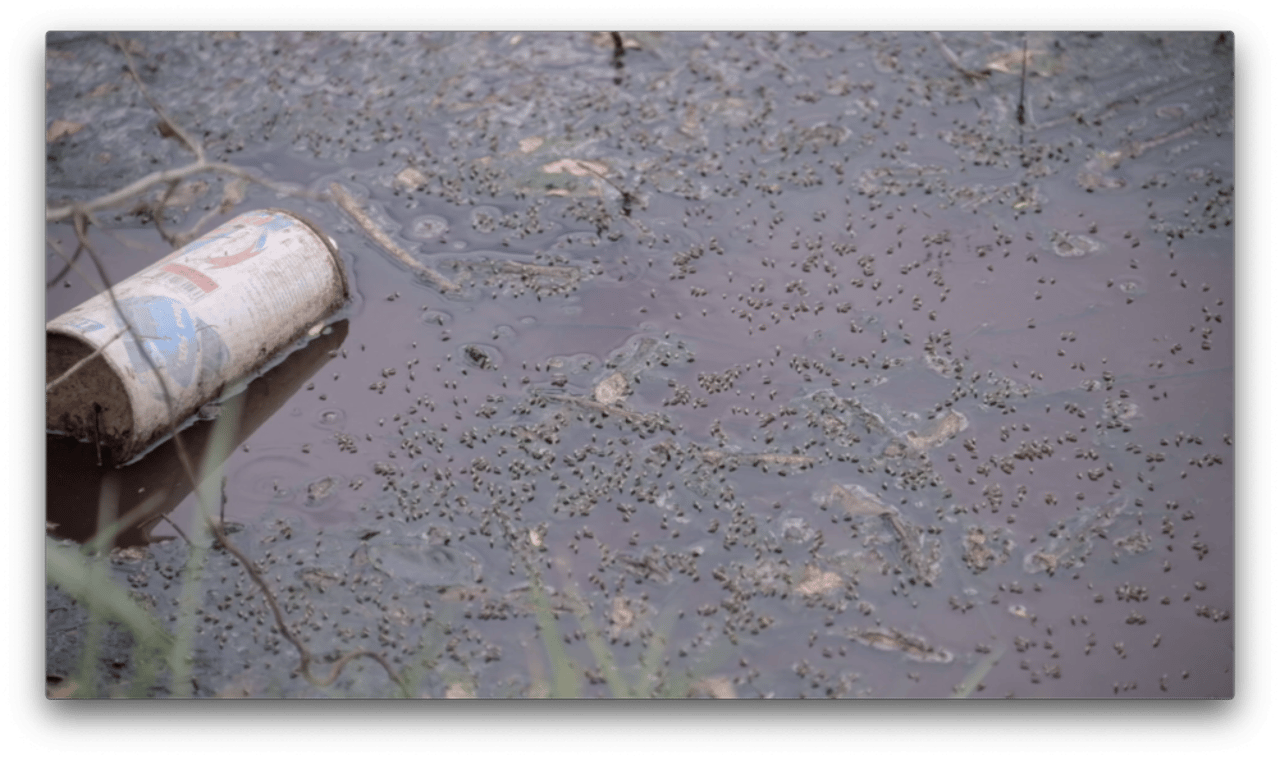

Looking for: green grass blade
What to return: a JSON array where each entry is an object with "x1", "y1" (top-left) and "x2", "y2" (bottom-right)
[
  {"x1": 567, "y1": 590, "x2": 630, "y2": 699},
  {"x1": 950, "y1": 643, "x2": 1005, "y2": 699},
  {"x1": 48, "y1": 537, "x2": 175, "y2": 698},
  {"x1": 168, "y1": 393, "x2": 243, "y2": 698},
  {"x1": 636, "y1": 603, "x2": 679, "y2": 698},
  {"x1": 46, "y1": 539, "x2": 173, "y2": 647},
  {"x1": 527, "y1": 579, "x2": 579, "y2": 698}
]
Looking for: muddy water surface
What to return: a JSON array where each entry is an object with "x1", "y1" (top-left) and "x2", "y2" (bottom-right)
[{"x1": 46, "y1": 31, "x2": 1232, "y2": 698}]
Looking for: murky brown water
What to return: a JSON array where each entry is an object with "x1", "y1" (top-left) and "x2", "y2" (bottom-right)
[{"x1": 46, "y1": 31, "x2": 1232, "y2": 698}]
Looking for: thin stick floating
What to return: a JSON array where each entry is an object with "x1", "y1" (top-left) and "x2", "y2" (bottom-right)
[{"x1": 329, "y1": 183, "x2": 460, "y2": 294}]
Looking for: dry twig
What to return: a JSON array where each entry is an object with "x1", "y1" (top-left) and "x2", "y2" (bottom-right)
[
  {"x1": 45, "y1": 36, "x2": 311, "y2": 227},
  {"x1": 532, "y1": 388, "x2": 674, "y2": 432},
  {"x1": 329, "y1": 182, "x2": 461, "y2": 294},
  {"x1": 929, "y1": 32, "x2": 990, "y2": 81}
]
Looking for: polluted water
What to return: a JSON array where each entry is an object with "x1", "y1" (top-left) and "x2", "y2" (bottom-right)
[{"x1": 45, "y1": 31, "x2": 1232, "y2": 699}]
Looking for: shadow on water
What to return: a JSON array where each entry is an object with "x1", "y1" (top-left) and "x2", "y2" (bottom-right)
[{"x1": 47, "y1": 320, "x2": 348, "y2": 547}]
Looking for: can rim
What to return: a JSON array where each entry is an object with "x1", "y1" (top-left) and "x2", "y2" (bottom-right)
[{"x1": 267, "y1": 207, "x2": 350, "y2": 303}]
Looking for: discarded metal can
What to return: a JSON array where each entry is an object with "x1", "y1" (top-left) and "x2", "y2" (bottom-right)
[{"x1": 46, "y1": 208, "x2": 349, "y2": 464}]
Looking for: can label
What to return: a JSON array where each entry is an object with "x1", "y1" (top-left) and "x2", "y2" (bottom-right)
[{"x1": 109, "y1": 295, "x2": 231, "y2": 396}]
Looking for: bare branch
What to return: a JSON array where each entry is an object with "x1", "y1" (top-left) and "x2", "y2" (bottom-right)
[
  {"x1": 46, "y1": 161, "x2": 310, "y2": 223},
  {"x1": 152, "y1": 179, "x2": 183, "y2": 247},
  {"x1": 110, "y1": 33, "x2": 204, "y2": 163},
  {"x1": 45, "y1": 236, "x2": 85, "y2": 290}
]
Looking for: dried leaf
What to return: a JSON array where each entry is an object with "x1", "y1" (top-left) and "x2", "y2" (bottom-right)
[
  {"x1": 689, "y1": 676, "x2": 736, "y2": 699},
  {"x1": 395, "y1": 166, "x2": 429, "y2": 191},
  {"x1": 118, "y1": 38, "x2": 145, "y2": 56},
  {"x1": 444, "y1": 681, "x2": 476, "y2": 699},
  {"x1": 219, "y1": 178, "x2": 248, "y2": 213},
  {"x1": 46, "y1": 119, "x2": 84, "y2": 143},
  {"x1": 541, "y1": 158, "x2": 609, "y2": 178},
  {"x1": 985, "y1": 48, "x2": 1042, "y2": 74},
  {"x1": 593, "y1": 372, "x2": 629, "y2": 405},
  {"x1": 795, "y1": 565, "x2": 843, "y2": 596},
  {"x1": 159, "y1": 180, "x2": 208, "y2": 209}
]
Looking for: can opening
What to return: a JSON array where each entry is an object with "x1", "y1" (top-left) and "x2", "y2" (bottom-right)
[{"x1": 47, "y1": 332, "x2": 134, "y2": 465}]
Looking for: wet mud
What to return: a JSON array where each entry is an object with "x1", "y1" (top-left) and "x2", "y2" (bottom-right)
[{"x1": 46, "y1": 31, "x2": 1232, "y2": 698}]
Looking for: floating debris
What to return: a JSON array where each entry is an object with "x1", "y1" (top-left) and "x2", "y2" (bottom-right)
[
  {"x1": 446, "y1": 256, "x2": 586, "y2": 298},
  {"x1": 361, "y1": 536, "x2": 480, "y2": 588},
  {"x1": 904, "y1": 409, "x2": 969, "y2": 453},
  {"x1": 794, "y1": 565, "x2": 844, "y2": 596},
  {"x1": 461, "y1": 343, "x2": 501, "y2": 371},
  {"x1": 1023, "y1": 498, "x2": 1133, "y2": 576},
  {"x1": 593, "y1": 371, "x2": 629, "y2": 405},
  {"x1": 46, "y1": 119, "x2": 84, "y2": 143},
  {"x1": 329, "y1": 183, "x2": 460, "y2": 294},
  {"x1": 688, "y1": 676, "x2": 736, "y2": 699},
  {"x1": 827, "y1": 482, "x2": 890, "y2": 517},
  {"x1": 857, "y1": 165, "x2": 948, "y2": 197},
  {"x1": 296, "y1": 566, "x2": 343, "y2": 592},
  {"x1": 1048, "y1": 229, "x2": 1103, "y2": 258},
  {"x1": 984, "y1": 45, "x2": 1063, "y2": 76},
  {"x1": 798, "y1": 390, "x2": 895, "y2": 445},
  {"x1": 698, "y1": 448, "x2": 815, "y2": 470},
  {"x1": 823, "y1": 483, "x2": 940, "y2": 585},
  {"x1": 848, "y1": 627, "x2": 953, "y2": 664},
  {"x1": 306, "y1": 476, "x2": 339, "y2": 505},
  {"x1": 531, "y1": 388, "x2": 674, "y2": 433},
  {"x1": 611, "y1": 547, "x2": 674, "y2": 585},
  {"x1": 961, "y1": 526, "x2": 1014, "y2": 573},
  {"x1": 605, "y1": 334, "x2": 695, "y2": 384},
  {"x1": 1077, "y1": 120, "x2": 1208, "y2": 191},
  {"x1": 1007, "y1": 604, "x2": 1034, "y2": 620},
  {"x1": 394, "y1": 166, "x2": 428, "y2": 192},
  {"x1": 881, "y1": 510, "x2": 942, "y2": 586},
  {"x1": 407, "y1": 214, "x2": 449, "y2": 241}
]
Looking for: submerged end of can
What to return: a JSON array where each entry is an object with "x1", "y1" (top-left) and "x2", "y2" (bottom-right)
[{"x1": 46, "y1": 332, "x2": 137, "y2": 464}]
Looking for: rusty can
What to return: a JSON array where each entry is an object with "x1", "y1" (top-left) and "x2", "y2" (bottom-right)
[{"x1": 46, "y1": 208, "x2": 349, "y2": 464}]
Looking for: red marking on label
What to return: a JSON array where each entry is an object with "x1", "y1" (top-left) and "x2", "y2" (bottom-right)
[
  {"x1": 207, "y1": 241, "x2": 263, "y2": 269},
  {"x1": 161, "y1": 262, "x2": 219, "y2": 293}
]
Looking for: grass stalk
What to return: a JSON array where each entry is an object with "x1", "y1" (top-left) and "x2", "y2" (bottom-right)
[
  {"x1": 46, "y1": 537, "x2": 176, "y2": 698},
  {"x1": 167, "y1": 393, "x2": 242, "y2": 697},
  {"x1": 950, "y1": 644, "x2": 1006, "y2": 699},
  {"x1": 566, "y1": 590, "x2": 631, "y2": 698},
  {"x1": 526, "y1": 576, "x2": 580, "y2": 699}
]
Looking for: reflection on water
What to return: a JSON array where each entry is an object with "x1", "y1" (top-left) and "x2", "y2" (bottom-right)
[{"x1": 45, "y1": 31, "x2": 1232, "y2": 699}]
